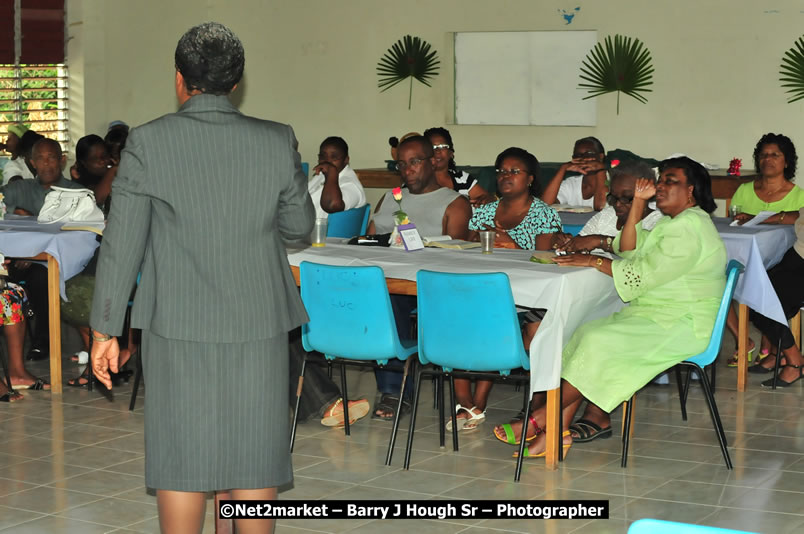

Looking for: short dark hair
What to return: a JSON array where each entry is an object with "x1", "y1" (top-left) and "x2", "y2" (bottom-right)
[
  {"x1": 753, "y1": 132, "x2": 797, "y2": 180},
  {"x1": 18, "y1": 130, "x2": 45, "y2": 158},
  {"x1": 424, "y1": 126, "x2": 458, "y2": 172},
  {"x1": 75, "y1": 134, "x2": 105, "y2": 164},
  {"x1": 32, "y1": 137, "x2": 62, "y2": 157},
  {"x1": 320, "y1": 136, "x2": 349, "y2": 157},
  {"x1": 175, "y1": 22, "x2": 244, "y2": 95},
  {"x1": 495, "y1": 147, "x2": 541, "y2": 196},
  {"x1": 397, "y1": 135, "x2": 434, "y2": 158},
  {"x1": 610, "y1": 160, "x2": 655, "y2": 184},
  {"x1": 574, "y1": 136, "x2": 606, "y2": 157},
  {"x1": 659, "y1": 156, "x2": 717, "y2": 213},
  {"x1": 104, "y1": 127, "x2": 129, "y2": 160}
]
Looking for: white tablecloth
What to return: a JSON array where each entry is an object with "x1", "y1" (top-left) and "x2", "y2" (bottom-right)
[
  {"x1": 0, "y1": 217, "x2": 100, "y2": 299},
  {"x1": 287, "y1": 242, "x2": 624, "y2": 392},
  {"x1": 712, "y1": 218, "x2": 796, "y2": 325}
]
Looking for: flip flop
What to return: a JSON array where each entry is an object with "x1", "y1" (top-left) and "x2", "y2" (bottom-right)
[
  {"x1": 320, "y1": 398, "x2": 370, "y2": 427},
  {"x1": 568, "y1": 418, "x2": 612, "y2": 443},
  {"x1": 493, "y1": 416, "x2": 541, "y2": 445},
  {"x1": 514, "y1": 430, "x2": 572, "y2": 458},
  {"x1": 726, "y1": 346, "x2": 755, "y2": 367},
  {"x1": 13, "y1": 378, "x2": 51, "y2": 391}
]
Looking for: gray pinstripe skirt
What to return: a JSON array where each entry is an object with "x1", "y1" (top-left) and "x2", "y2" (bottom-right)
[{"x1": 141, "y1": 331, "x2": 293, "y2": 492}]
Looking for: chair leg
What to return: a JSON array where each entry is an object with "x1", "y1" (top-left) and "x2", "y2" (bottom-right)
[
  {"x1": 404, "y1": 365, "x2": 426, "y2": 470},
  {"x1": 674, "y1": 366, "x2": 687, "y2": 421},
  {"x1": 289, "y1": 357, "x2": 307, "y2": 452},
  {"x1": 128, "y1": 348, "x2": 144, "y2": 411},
  {"x1": 438, "y1": 374, "x2": 445, "y2": 448},
  {"x1": 432, "y1": 376, "x2": 437, "y2": 409},
  {"x1": 339, "y1": 361, "x2": 350, "y2": 436},
  {"x1": 386, "y1": 358, "x2": 412, "y2": 466},
  {"x1": 448, "y1": 374, "x2": 459, "y2": 452},
  {"x1": 772, "y1": 336, "x2": 784, "y2": 390},
  {"x1": 709, "y1": 362, "x2": 716, "y2": 392},
  {"x1": 87, "y1": 338, "x2": 94, "y2": 392},
  {"x1": 327, "y1": 361, "x2": 333, "y2": 380},
  {"x1": 621, "y1": 396, "x2": 634, "y2": 468},
  {"x1": 514, "y1": 379, "x2": 531, "y2": 482},
  {"x1": 693, "y1": 363, "x2": 732, "y2": 469}
]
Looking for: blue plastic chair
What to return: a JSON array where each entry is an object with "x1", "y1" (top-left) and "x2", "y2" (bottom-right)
[
  {"x1": 292, "y1": 262, "x2": 418, "y2": 465},
  {"x1": 562, "y1": 223, "x2": 584, "y2": 236},
  {"x1": 629, "y1": 518, "x2": 757, "y2": 533},
  {"x1": 622, "y1": 260, "x2": 744, "y2": 469},
  {"x1": 403, "y1": 270, "x2": 533, "y2": 481},
  {"x1": 326, "y1": 204, "x2": 371, "y2": 238},
  {"x1": 301, "y1": 162, "x2": 309, "y2": 178}
]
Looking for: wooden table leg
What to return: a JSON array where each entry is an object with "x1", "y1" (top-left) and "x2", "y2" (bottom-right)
[
  {"x1": 736, "y1": 303, "x2": 748, "y2": 393},
  {"x1": 544, "y1": 387, "x2": 561, "y2": 470},
  {"x1": 47, "y1": 255, "x2": 62, "y2": 394}
]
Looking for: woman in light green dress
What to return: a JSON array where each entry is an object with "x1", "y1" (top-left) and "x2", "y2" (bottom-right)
[{"x1": 492, "y1": 156, "x2": 727, "y2": 458}]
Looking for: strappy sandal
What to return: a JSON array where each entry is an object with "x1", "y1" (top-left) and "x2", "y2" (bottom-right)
[
  {"x1": 445, "y1": 404, "x2": 486, "y2": 432},
  {"x1": 726, "y1": 345, "x2": 755, "y2": 367},
  {"x1": 761, "y1": 364, "x2": 804, "y2": 388},
  {"x1": 513, "y1": 430, "x2": 572, "y2": 458},
  {"x1": 372, "y1": 393, "x2": 411, "y2": 421},
  {"x1": 493, "y1": 416, "x2": 541, "y2": 445},
  {"x1": 13, "y1": 377, "x2": 50, "y2": 391},
  {"x1": 568, "y1": 418, "x2": 612, "y2": 443},
  {"x1": 320, "y1": 398, "x2": 370, "y2": 427}
]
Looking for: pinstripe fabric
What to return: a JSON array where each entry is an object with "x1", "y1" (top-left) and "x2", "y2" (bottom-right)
[
  {"x1": 142, "y1": 331, "x2": 292, "y2": 491},
  {"x1": 89, "y1": 94, "x2": 315, "y2": 340}
]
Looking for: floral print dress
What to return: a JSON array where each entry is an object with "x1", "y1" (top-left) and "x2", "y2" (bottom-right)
[
  {"x1": 469, "y1": 197, "x2": 561, "y2": 249},
  {"x1": 0, "y1": 282, "x2": 31, "y2": 325}
]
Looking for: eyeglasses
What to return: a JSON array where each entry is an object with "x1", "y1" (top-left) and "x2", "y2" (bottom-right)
[
  {"x1": 432, "y1": 144, "x2": 451, "y2": 151},
  {"x1": 606, "y1": 194, "x2": 634, "y2": 206},
  {"x1": 495, "y1": 168, "x2": 524, "y2": 176},
  {"x1": 395, "y1": 158, "x2": 427, "y2": 171},
  {"x1": 758, "y1": 152, "x2": 783, "y2": 160},
  {"x1": 572, "y1": 150, "x2": 599, "y2": 159}
]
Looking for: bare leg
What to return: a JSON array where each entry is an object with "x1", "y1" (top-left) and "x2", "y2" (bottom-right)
[
  {"x1": 725, "y1": 303, "x2": 739, "y2": 345},
  {"x1": 7, "y1": 320, "x2": 47, "y2": 388},
  {"x1": 157, "y1": 490, "x2": 207, "y2": 534},
  {"x1": 774, "y1": 344, "x2": 804, "y2": 383},
  {"x1": 522, "y1": 321, "x2": 541, "y2": 351},
  {"x1": 522, "y1": 391, "x2": 583, "y2": 455},
  {"x1": 493, "y1": 379, "x2": 583, "y2": 442},
  {"x1": 230, "y1": 487, "x2": 277, "y2": 534},
  {"x1": 472, "y1": 379, "x2": 493, "y2": 411}
]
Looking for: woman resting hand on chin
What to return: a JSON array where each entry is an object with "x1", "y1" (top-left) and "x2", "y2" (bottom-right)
[{"x1": 493, "y1": 157, "x2": 727, "y2": 458}]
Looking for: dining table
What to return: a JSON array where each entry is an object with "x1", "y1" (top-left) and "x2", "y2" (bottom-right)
[
  {"x1": 287, "y1": 240, "x2": 624, "y2": 470},
  {"x1": 0, "y1": 216, "x2": 100, "y2": 394}
]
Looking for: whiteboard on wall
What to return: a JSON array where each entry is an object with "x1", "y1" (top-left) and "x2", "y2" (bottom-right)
[{"x1": 454, "y1": 31, "x2": 597, "y2": 126}]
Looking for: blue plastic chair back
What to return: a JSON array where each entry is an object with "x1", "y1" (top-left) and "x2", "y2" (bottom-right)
[
  {"x1": 299, "y1": 262, "x2": 416, "y2": 365},
  {"x1": 562, "y1": 223, "x2": 584, "y2": 236},
  {"x1": 686, "y1": 259, "x2": 744, "y2": 368},
  {"x1": 326, "y1": 204, "x2": 371, "y2": 238},
  {"x1": 629, "y1": 518, "x2": 756, "y2": 533},
  {"x1": 416, "y1": 270, "x2": 530, "y2": 374},
  {"x1": 301, "y1": 162, "x2": 309, "y2": 178}
]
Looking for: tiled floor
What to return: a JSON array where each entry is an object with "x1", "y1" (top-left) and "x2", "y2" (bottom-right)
[{"x1": 1, "y1": 332, "x2": 803, "y2": 534}]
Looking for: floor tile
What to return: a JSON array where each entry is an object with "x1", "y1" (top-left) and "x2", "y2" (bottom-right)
[
  {"x1": 46, "y1": 469, "x2": 145, "y2": 496},
  {"x1": 0, "y1": 485, "x2": 103, "y2": 514},
  {"x1": 56, "y1": 497, "x2": 159, "y2": 528},
  {"x1": 0, "y1": 504, "x2": 46, "y2": 530}
]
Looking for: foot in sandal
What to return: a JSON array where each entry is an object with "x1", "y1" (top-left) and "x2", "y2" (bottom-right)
[{"x1": 320, "y1": 398, "x2": 370, "y2": 427}]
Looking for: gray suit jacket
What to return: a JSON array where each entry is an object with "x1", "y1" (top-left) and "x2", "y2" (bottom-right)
[{"x1": 89, "y1": 94, "x2": 315, "y2": 342}]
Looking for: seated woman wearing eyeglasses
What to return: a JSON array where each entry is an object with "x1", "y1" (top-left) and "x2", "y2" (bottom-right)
[
  {"x1": 540, "y1": 137, "x2": 609, "y2": 211},
  {"x1": 551, "y1": 160, "x2": 663, "y2": 255},
  {"x1": 424, "y1": 127, "x2": 495, "y2": 206},
  {"x1": 447, "y1": 148, "x2": 559, "y2": 432},
  {"x1": 493, "y1": 157, "x2": 726, "y2": 458},
  {"x1": 468, "y1": 147, "x2": 561, "y2": 250}
]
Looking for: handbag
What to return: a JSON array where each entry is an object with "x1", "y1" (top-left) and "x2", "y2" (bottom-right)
[{"x1": 37, "y1": 186, "x2": 104, "y2": 223}]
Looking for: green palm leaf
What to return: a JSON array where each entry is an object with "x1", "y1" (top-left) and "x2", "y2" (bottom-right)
[
  {"x1": 780, "y1": 36, "x2": 804, "y2": 103},
  {"x1": 578, "y1": 34, "x2": 654, "y2": 114},
  {"x1": 377, "y1": 35, "x2": 440, "y2": 109}
]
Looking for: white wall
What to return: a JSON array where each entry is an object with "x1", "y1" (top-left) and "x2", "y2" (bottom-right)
[{"x1": 68, "y1": 0, "x2": 804, "y2": 172}]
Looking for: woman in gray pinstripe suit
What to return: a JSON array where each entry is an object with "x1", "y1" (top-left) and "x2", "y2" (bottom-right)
[{"x1": 89, "y1": 23, "x2": 315, "y2": 534}]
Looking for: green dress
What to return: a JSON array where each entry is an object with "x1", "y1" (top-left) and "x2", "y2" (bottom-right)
[
  {"x1": 730, "y1": 182, "x2": 804, "y2": 216},
  {"x1": 561, "y1": 207, "x2": 727, "y2": 412}
]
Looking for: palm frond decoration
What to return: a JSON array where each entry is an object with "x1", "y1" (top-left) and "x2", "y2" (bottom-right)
[
  {"x1": 578, "y1": 34, "x2": 654, "y2": 114},
  {"x1": 780, "y1": 36, "x2": 804, "y2": 103},
  {"x1": 377, "y1": 35, "x2": 440, "y2": 109}
]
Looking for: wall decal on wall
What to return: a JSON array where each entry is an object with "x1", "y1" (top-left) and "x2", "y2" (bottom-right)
[
  {"x1": 559, "y1": 7, "x2": 581, "y2": 25},
  {"x1": 780, "y1": 35, "x2": 804, "y2": 103},
  {"x1": 377, "y1": 35, "x2": 440, "y2": 110},
  {"x1": 578, "y1": 34, "x2": 654, "y2": 114}
]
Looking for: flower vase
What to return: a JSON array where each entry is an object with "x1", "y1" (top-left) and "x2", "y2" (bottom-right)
[{"x1": 389, "y1": 210, "x2": 408, "y2": 249}]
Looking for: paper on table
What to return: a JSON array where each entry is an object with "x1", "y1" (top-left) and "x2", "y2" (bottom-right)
[{"x1": 730, "y1": 210, "x2": 775, "y2": 227}]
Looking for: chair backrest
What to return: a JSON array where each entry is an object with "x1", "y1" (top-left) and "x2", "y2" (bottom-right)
[
  {"x1": 416, "y1": 270, "x2": 530, "y2": 374},
  {"x1": 327, "y1": 204, "x2": 371, "y2": 238},
  {"x1": 299, "y1": 261, "x2": 404, "y2": 364},
  {"x1": 687, "y1": 259, "x2": 745, "y2": 368},
  {"x1": 301, "y1": 162, "x2": 309, "y2": 178},
  {"x1": 629, "y1": 518, "x2": 756, "y2": 534}
]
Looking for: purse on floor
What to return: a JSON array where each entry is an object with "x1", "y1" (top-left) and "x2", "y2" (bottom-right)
[{"x1": 37, "y1": 186, "x2": 104, "y2": 223}]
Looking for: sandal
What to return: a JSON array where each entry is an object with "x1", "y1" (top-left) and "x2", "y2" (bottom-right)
[
  {"x1": 493, "y1": 416, "x2": 541, "y2": 445},
  {"x1": 371, "y1": 393, "x2": 410, "y2": 421},
  {"x1": 761, "y1": 364, "x2": 804, "y2": 388},
  {"x1": 13, "y1": 378, "x2": 51, "y2": 391},
  {"x1": 0, "y1": 391, "x2": 24, "y2": 402},
  {"x1": 445, "y1": 404, "x2": 486, "y2": 432},
  {"x1": 67, "y1": 366, "x2": 133, "y2": 388},
  {"x1": 748, "y1": 354, "x2": 785, "y2": 374},
  {"x1": 513, "y1": 430, "x2": 572, "y2": 459},
  {"x1": 568, "y1": 418, "x2": 612, "y2": 443},
  {"x1": 726, "y1": 345, "x2": 755, "y2": 367},
  {"x1": 320, "y1": 398, "x2": 370, "y2": 427}
]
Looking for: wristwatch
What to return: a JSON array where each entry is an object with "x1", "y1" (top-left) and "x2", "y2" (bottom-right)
[{"x1": 605, "y1": 236, "x2": 613, "y2": 250}]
